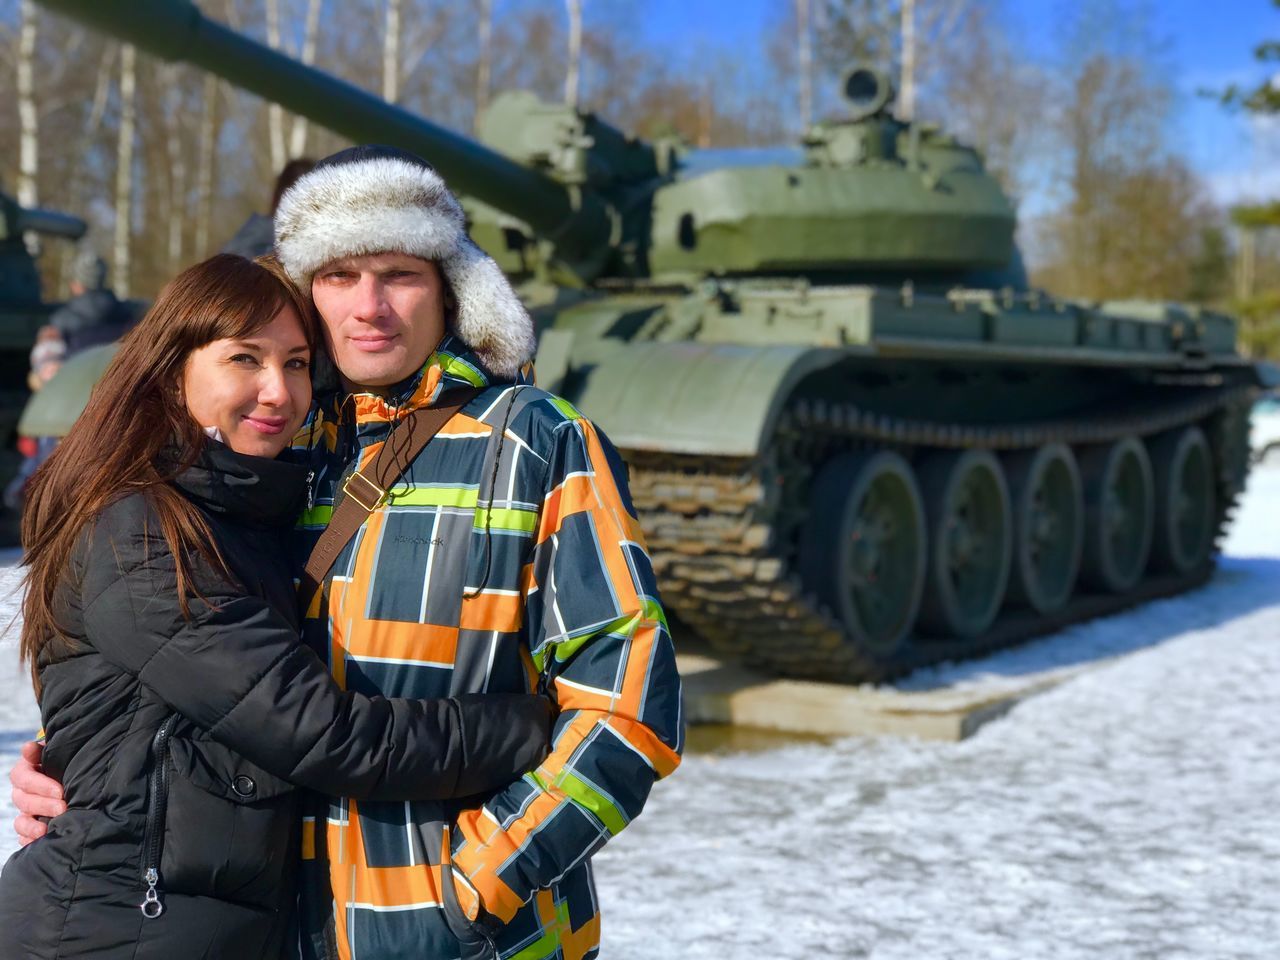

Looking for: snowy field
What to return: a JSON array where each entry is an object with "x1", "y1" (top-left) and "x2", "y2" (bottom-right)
[{"x1": 4, "y1": 467, "x2": 1280, "y2": 958}]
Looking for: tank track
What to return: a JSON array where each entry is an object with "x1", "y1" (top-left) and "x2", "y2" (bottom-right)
[{"x1": 628, "y1": 384, "x2": 1255, "y2": 684}]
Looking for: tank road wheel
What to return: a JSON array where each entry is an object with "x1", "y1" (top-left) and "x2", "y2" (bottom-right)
[
  {"x1": 1004, "y1": 444, "x2": 1084, "y2": 614},
  {"x1": 1079, "y1": 437, "x2": 1154, "y2": 593},
  {"x1": 799, "y1": 451, "x2": 927, "y2": 660},
  {"x1": 917, "y1": 450, "x2": 1013, "y2": 638},
  {"x1": 1149, "y1": 426, "x2": 1216, "y2": 574}
]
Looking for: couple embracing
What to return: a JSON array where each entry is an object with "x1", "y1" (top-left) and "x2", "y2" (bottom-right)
[{"x1": 2, "y1": 145, "x2": 683, "y2": 960}]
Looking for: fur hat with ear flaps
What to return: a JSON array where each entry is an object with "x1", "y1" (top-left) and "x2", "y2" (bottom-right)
[{"x1": 274, "y1": 144, "x2": 536, "y2": 379}]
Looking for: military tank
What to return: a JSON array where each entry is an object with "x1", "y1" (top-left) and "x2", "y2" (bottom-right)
[
  {"x1": 0, "y1": 191, "x2": 87, "y2": 534},
  {"x1": 34, "y1": 0, "x2": 1264, "y2": 682}
]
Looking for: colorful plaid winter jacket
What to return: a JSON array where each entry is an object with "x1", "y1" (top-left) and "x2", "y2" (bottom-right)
[{"x1": 290, "y1": 337, "x2": 684, "y2": 960}]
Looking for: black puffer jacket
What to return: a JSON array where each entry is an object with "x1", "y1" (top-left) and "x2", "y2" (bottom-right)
[{"x1": 0, "y1": 442, "x2": 552, "y2": 960}]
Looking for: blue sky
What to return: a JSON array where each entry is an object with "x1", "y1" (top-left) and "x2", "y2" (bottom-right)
[{"x1": 630, "y1": 0, "x2": 1278, "y2": 208}]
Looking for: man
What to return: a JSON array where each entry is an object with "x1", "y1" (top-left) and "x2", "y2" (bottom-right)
[
  {"x1": 48, "y1": 249, "x2": 133, "y2": 356},
  {"x1": 12, "y1": 145, "x2": 683, "y2": 960}
]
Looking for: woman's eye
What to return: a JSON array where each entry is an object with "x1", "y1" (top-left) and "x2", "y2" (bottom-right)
[
  {"x1": 286, "y1": 358, "x2": 310, "y2": 370},
  {"x1": 229, "y1": 353, "x2": 258, "y2": 365}
]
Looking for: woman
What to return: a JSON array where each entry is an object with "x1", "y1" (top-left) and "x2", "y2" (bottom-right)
[{"x1": 0, "y1": 254, "x2": 552, "y2": 959}]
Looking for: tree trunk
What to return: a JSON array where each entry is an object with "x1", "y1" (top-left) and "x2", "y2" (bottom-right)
[
  {"x1": 115, "y1": 43, "x2": 137, "y2": 298},
  {"x1": 17, "y1": 0, "x2": 40, "y2": 253},
  {"x1": 795, "y1": 0, "x2": 811, "y2": 129},
  {"x1": 564, "y1": 0, "x2": 583, "y2": 106},
  {"x1": 59, "y1": 45, "x2": 116, "y2": 293},
  {"x1": 289, "y1": 0, "x2": 323, "y2": 156},
  {"x1": 900, "y1": 0, "x2": 916, "y2": 121},
  {"x1": 195, "y1": 72, "x2": 219, "y2": 258},
  {"x1": 383, "y1": 0, "x2": 401, "y2": 103},
  {"x1": 475, "y1": 0, "x2": 492, "y2": 130},
  {"x1": 1237, "y1": 228, "x2": 1257, "y2": 303},
  {"x1": 265, "y1": 0, "x2": 286, "y2": 170},
  {"x1": 162, "y1": 65, "x2": 188, "y2": 273}
]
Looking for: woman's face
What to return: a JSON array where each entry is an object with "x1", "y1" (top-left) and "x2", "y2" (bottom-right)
[{"x1": 181, "y1": 305, "x2": 312, "y2": 458}]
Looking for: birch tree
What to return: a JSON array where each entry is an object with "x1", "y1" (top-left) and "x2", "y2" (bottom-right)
[
  {"x1": 265, "y1": 0, "x2": 287, "y2": 171},
  {"x1": 795, "y1": 0, "x2": 812, "y2": 127},
  {"x1": 383, "y1": 0, "x2": 401, "y2": 102},
  {"x1": 114, "y1": 43, "x2": 137, "y2": 298},
  {"x1": 814, "y1": 0, "x2": 965, "y2": 116},
  {"x1": 288, "y1": 0, "x2": 322, "y2": 155},
  {"x1": 16, "y1": 0, "x2": 39, "y2": 251},
  {"x1": 564, "y1": 0, "x2": 582, "y2": 106},
  {"x1": 899, "y1": 0, "x2": 914, "y2": 119},
  {"x1": 195, "y1": 72, "x2": 219, "y2": 258},
  {"x1": 59, "y1": 44, "x2": 116, "y2": 289},
  {"x1": 475, "y1": 0, "x2": 492, "y2": 127},
  {"x1": 159, "y1": 63, "x2": 189, "y2": 273}
]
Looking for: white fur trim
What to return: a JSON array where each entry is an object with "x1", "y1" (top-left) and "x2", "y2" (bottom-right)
[
  {"x1": 444, "y1": 239, "x2": 538, "y2": 379},
  {"x1": 274, "y1": 156, "x2": 535, "y2": 378},
  {"x1": 275, "y1": 158, "x2": 466, "y2": 288}
]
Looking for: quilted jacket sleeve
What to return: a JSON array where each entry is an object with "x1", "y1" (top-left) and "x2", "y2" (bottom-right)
[
  {"x1": 77, "y1": 495, "x2": 551, "y2": 801},
  {"x1": 447, "y1": 409, "x2": 684, "y2": 924}
]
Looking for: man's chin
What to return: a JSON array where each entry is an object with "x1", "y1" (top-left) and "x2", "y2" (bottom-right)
[{"x1": 338, "y1": 357, "x2": 420, "y2": 393}]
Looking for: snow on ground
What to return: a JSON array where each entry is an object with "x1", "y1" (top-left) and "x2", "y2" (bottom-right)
[{"x1": 3, "y1": 468, "x2": 1280, "y2": 958}]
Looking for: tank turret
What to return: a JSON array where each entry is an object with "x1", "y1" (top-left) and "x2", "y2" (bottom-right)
[{"x1": 32, "y1": 0, "x2": 1266, "y2": 684}]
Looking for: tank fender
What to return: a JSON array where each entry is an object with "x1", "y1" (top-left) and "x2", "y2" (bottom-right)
[
  {"x1": 18, "y1": 343, "x2": 119, "y2": 439},
  {"x1": 566, "y1": 341, "x2": 854, "y2": 456}
]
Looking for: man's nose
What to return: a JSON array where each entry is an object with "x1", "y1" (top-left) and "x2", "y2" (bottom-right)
[{"x1": 351, "y1": 274, "x2": 387, "y2": 321}]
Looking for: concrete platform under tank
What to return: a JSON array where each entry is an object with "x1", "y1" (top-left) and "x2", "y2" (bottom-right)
[{"x1": 676, "y1": 643, "x2": 1073, "y2": 741}]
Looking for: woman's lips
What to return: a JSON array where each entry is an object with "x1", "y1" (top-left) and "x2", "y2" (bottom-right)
[{"x1": 243, "y1": 415, "x2": 288, "y2": 435}]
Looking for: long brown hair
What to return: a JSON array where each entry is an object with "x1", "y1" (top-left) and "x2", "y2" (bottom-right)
[{"x1": 20, "y1": 253, "x2": 318, "y2": 696}]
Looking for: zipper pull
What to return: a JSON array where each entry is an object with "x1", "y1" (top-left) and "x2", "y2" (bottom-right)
[
  {"x1": 140, "y1": 867, "x2": 164, "y2": 918},
  {"x1": 306, "y1": 469, "x2": 316, "y2": 511}
]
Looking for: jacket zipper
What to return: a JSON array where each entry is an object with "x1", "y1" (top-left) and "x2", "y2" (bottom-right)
[{"x1": 139, "y1": 713, "x2": 178, "y2": 919}]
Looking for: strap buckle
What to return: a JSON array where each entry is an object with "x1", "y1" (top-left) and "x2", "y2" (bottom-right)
[{"x1": 342, "y1": 471, "x2": 387, "y2": 512}]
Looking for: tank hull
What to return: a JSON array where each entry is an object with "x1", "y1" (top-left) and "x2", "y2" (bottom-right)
[{"x1": 547, "y1": 283, "x2": 1257, "y2": 682}]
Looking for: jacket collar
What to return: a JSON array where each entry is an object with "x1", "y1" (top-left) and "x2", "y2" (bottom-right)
[
  {"x1": 170, "y1": 439, "x2": 311, "y2": 529},
  {"x1": 325, "y1": 335, "x2": 518, "y2": 428}
]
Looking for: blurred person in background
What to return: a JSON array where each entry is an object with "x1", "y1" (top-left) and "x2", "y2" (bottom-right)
[
  {"x1": 49, "y1": 249, "x2": 134, "y2": 357},
  {"x1": 221, "y1": 157, "x2": 316, "y2": 259}
]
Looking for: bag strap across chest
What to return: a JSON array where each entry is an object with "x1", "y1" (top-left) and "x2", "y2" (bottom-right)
[{"x1": 299, "y1": 387, "x2": 482, "y2": 606}]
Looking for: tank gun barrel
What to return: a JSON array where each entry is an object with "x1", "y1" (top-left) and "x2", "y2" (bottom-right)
[
  {"x1": 33, "y1": 0, "x2": 614, "y2": 280},
  {"x1": 17, "y1": 206, "x2": 86, "y2": 240}
]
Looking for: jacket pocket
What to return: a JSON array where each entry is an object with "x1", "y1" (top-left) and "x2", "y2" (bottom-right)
[
  {"x1": 157, "y1": 732, "x2": 297, "y2": 905},
  {"x1": 440, "y1": 833, "x2": 499, "y2": 960}
]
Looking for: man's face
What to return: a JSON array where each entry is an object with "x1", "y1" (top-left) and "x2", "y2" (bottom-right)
[{"x1": 310, "y1": 252, "x2": 447, "y2": 393}]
